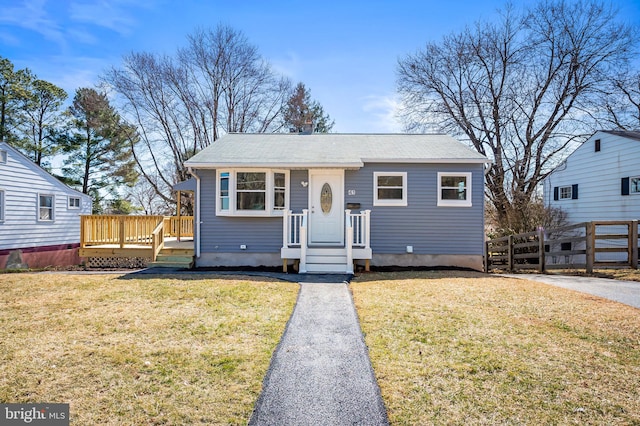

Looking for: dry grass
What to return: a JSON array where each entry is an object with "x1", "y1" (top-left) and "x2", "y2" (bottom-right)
[
  {"x1": 0, "y1": 273, "x2": 298, "y2": 425},
  {"x1": 352, "y1": 270, "x2": 640, "y2": 425}
]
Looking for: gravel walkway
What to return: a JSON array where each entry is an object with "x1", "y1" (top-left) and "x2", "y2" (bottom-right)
[{"x1": 249, "y1": 282, "x2": 389, "y2": 425}]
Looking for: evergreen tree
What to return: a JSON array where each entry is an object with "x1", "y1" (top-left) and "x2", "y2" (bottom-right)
[
  {"x1": 62, "y1": 88, "x2": 138, "y2": 210},
  {"x1": 15, "y1": 78, "x2": 67, "y2": 168},
  {"x1": 0, "y1": 57, "x2": 31, "y2": 144},
  {"x1": 283, "y1": 82, "x2": 334, "y2": 133}
]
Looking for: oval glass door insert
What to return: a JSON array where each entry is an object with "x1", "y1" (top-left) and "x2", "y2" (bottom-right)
[{"x1": 320, "y1": 183, "x2": 332, "y2": 214}]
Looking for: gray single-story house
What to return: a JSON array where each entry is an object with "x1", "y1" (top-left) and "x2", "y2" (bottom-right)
[{"x1": 183, "y1": 133, "x2": 490, "y2": 273}]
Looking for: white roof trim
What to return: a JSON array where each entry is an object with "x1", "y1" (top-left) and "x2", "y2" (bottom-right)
[
  {"x1": 186, "y1": 158, "x2": 490, "y2": 169},
  {"x1": 361, "y1": 157, "x2": 491, "y2": 164},
  {"x1": 0, "y1": 142, "x2": 91, "y2": 200},
  {"x1": 185, "y1": 161, "x2": 365, "y2": 169}
]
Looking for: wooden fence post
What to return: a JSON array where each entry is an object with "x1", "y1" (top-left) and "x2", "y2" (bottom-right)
[
  {"x1": 586, "y1": 222, "x2": 594, "y2": 274},
  {"x1": 631, "y1": 220, "x2": 638, "y2": 270},
  {"x1": 119, "y1": 216, "x2": 125, "y2": 249},
  {"x1": 508, "y1": 235, "x2": 514, "y2": 272},
  {"x1": 537, "y1": 228, "x2": 545, "y2": 273},
  {"x1": 484, "y1": 241, "x2": 490, "y2": 272}
]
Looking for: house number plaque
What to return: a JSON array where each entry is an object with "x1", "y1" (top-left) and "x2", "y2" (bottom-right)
[{"x1": 320, "y1": 183, "x2": 332, "y2": 214}]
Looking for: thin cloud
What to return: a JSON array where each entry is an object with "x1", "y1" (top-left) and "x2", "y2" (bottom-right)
[
  {"x1": 362, "y1": 94, "x2": 403, "y2": 133},
  {"x1": 68, "y1": 1, "x2": 138, "y2": 36},
  {"x1": 0, "y1": 0, "x2": 67, "y2": 48}
]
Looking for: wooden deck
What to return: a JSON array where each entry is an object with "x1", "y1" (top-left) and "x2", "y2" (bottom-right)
[
  {"x1": 79, "y1": 237, "x2": 194, "y2": 258},
  {"x1": 79, "y1": 215, "x2": 194, "y2": 261}
]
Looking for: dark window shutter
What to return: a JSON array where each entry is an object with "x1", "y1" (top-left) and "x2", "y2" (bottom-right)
[
  {"x1": 622, "y1": 177, "x2": 630, "y2": 196},
  {"x1": 572, "y1": 184, "x2": 579, "y2": 199},
  {"x1": 553, "y1": 186, "x2": 559, "y2": 201}
]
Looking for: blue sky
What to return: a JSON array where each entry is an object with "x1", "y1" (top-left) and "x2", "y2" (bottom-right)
[{"x1": 2, "y1": 0, "x2": 640, "y2": 133}]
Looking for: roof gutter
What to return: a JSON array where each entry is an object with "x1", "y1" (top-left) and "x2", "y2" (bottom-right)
[{"x1": 184, "y1": 161, "x2": 365, "y2": 169}]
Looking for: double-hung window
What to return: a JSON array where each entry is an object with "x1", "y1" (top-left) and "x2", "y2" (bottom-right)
[
  {"x1": 621, "y1": 176, "x2": 640, "y2": 195},
  {"x1": 438, "y1": 172, "x2": 472, "y2": 207},
  {"x1": 0, "y1": 149, "x2": 6, "y2": 164},
  {"x1": 38, "y1": 194, "x2": 54, "y2": 221},
  {"x1": 632, "y1": 177, "x2": 640, "y2": 194},
  {"x1": 273, "y1": 172, "x2": 286, "y2": 210},
  {"x1": 236, "y1": 172, "x2": 266, "y2": 211},
  {"x1": 217, "y1": 170, "x2": 289, "y2": 216},
  {"x1": 68, "y1": 197, "x2": 81, "y2": 209},
  {"x1": 559, "y1": 186, "x2": 572, "y2": 199},
  {"x1": 373, "y1": 172, "x2": 407, "y2": 206},
  {"x1": 553, "y1": 184, "x2": 578, "y2": 200}
]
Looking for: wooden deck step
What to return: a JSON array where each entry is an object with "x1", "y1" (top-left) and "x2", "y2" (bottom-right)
[{"x1": 149, "y1": 254, "x2": 194, "y2": 269}]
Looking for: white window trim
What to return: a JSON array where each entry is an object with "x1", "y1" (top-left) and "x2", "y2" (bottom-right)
[
  {"x1": 437, "y1": 172, "x2": 472, "y2": 207},
  {"x1": 630, "y1": 176, "x2": 640, "y2": 194},
  {"x1": 0, "y1": 189, "x2": 4, "y2": 223},
  {"x1": 68, "y1": 196, "x2": 81, "y2": 210},
  {"x1": 0, "y1": 149, "x2": 7, "y2": 164},
  {"x1": 38, "y1": 193, "x2": 55, "y2": 222},
  {"x1": 373, "y1": 172, "x2": 408, "y2": 207},
  {"x1": 558, "y1": 185, "x2": 573, "y2": 200},
  {"x1": 216, "y1": 169, "x2": 290, "y2": 217}
]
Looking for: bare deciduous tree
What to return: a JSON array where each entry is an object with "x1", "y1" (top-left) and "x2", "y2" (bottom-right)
[
  {"x1": 104, "y1": 25, "x2": 291, "y2": 204},
  {"x1": 597, "y1": 70, "x2": 640, "y2": 130},
  {"x1": 397, "y1": 1, "x2": 636, "y2": 235}
]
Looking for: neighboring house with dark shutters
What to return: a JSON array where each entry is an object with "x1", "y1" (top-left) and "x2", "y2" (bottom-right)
[
  {"x1": 0, "y1": 142, "x2": 92, "y2": 269},
  {"x1": 543, "y1": 130, "x2": 640, "y2": 223},
  {"x1": 183, "y1": 133, "x2": 490, "y2": 273}
]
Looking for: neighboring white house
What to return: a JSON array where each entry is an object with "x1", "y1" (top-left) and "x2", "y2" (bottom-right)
[
  {"x1": 0, "y1": 142, "x2": 92, "y2": 269},
  {"x1": 543, "y1": 130, "x2": 640, "y2": 223}
]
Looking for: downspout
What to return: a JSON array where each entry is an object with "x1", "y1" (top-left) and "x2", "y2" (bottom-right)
[{"x1": 188, "y1": 167, "x2": 201, "y2": 258}]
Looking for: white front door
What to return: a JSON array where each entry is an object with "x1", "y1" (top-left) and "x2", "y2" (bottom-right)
[{"x1": 309, "y1": 170, "x2": 344, "y2": 245}]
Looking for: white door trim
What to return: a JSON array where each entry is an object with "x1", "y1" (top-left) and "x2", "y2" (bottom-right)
[{"x1": 308, "y1": 169, "x2": 344, "y2": 246}]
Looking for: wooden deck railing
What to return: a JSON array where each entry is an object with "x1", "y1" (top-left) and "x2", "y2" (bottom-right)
[
  {"x1": 165, "y1": 216, "x2": 194, "y2": 239},
  {"x1": 485, "y1": 220, "x2": 639, "y2": 273},
  {"x1": 80, "y1": 215, "x2": 194, "y2": 248}
]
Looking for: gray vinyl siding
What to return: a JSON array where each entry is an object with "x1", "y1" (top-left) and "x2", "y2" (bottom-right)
[
  {"x1": 198, "y1": 169, "x2": 284, "y2": 253},
  {"x1": 290, "y1": 170, "x2": 308, "y2": 211},
  {"x1": 198, "y1": 163, "x2": 485, "y2": 257},
  {"x1": 346, "y1": 163, "x2": 485, "y2": 255},
  {"x1": 0, "y1": 143, "x2": 91, "y2": 251}
]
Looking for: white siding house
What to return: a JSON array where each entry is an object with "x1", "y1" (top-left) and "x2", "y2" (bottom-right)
[
  {"x1": 0, "y1": 142, "x2": 92, "y2": 268},
  {"x1": 543, "y1": 130, "x2": 640, "y2": 223}
]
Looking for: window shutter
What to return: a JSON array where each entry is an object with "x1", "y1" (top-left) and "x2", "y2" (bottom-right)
[
  {"x1": 622, "y1": 177, "x2": 630, "y2": 196},
  {"x1": 553, "y1": 186, "x2": 559, "y2": 201},
  {"x1": 572, "y1": 184, "x2": 579, "y2": 199}
]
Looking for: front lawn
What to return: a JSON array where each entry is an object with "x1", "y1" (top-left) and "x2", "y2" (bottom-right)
[
  {"x1": 0, "y1": 273, "x2": 298, "y2": 425},
  {"x1": 352, "y1": 271, "x2": 640, "y2": 425}
]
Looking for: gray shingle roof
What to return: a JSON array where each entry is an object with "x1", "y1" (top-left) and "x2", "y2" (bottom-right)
[{"x1": 184, "y1": 133, "x2": 489, "y2": 168}]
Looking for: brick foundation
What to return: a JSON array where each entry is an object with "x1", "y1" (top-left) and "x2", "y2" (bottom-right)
[{"x1": 0, "y1": 244, "x2": 82, "y2": 269}]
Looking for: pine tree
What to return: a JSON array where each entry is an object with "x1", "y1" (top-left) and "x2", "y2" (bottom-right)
[
  {"x1": 283, "y1": 82, "x2": 334, "y2": 133},
  {"x1": 62, "y1": 88, "x2": 138, "y2": 209}
]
